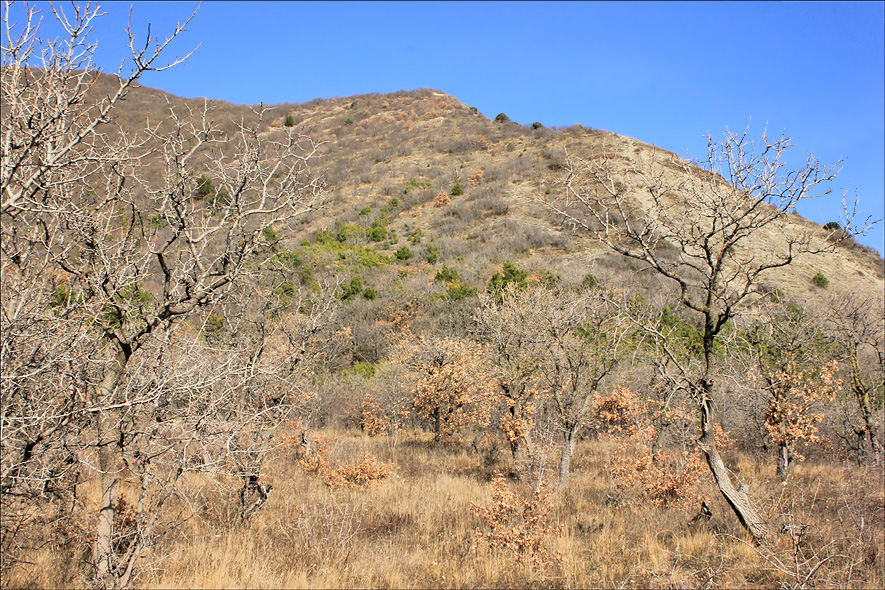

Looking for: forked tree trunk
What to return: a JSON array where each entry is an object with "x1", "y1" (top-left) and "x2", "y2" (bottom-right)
[
  {"x1": 508, "y1": 404, "x2": 536, "y2": 470},
  {"x1": 698, "y1": 388, "x2": 771, "y2": 545},
  {"x1": 507, "y1": 404, "x2": 522, "y2": 461},
  {"x1": 240, "y1": 474, "x2": 273, "y2": 521}
]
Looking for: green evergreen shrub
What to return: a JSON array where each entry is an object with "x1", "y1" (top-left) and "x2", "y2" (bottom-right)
[
  {"x1": 340, "y1": 276, "x2": 364, "y2": 301},
  {"x1": 262, "y1": 226, "x2": 281, "y2": 245},
  {"x1": 434, "y1": 265, "x2": 459, "y2": 284},
  {"x1": 487, "y1": 261, "x2": 528, "y2": 302},
  {"x1": 447, "y1": 281, "x2": 478, "y2": 301},
  {"x1": 425, "y1": 244, "x2": 440, "y2": 264},
  {"x1": 203, "y1": 313, "x2": 226, "y2": 341},
  {"x1": 394, "y1": 246, "x2": 413, "y2": 261},
  {"x1": 352, "y1": 361, "x2": 375, "y2": 378},
  {"x1": 581, "y1": 273, "x2": 599, "y2": 290},
  {"x1": 194, "y1": 174, "x2": 213, "y2": 199},
  {"x1": 768, "y1": 287, "x2": 786, "y2": 302},
  {"x1": 367, "y1": 219, "x2": 387, "y2": 242}
]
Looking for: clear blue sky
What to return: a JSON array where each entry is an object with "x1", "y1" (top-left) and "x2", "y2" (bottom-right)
[{"x1": 11, "y1": 1, "x2": 885, "y2": 252}]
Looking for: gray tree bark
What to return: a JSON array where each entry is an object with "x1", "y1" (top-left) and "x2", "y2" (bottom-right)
[
  {"x1": 698, "y1": 387, "x2": 771, "y2": 545},
  {"x1": 558, "y1": 425, "x2": 580, "y2": 489},
  {"x1": 776, "y1": 444, "x2": 791, "y2": 477},
  {"x1": 93, "y1": 344, "x2": 131, "y2": 589}
]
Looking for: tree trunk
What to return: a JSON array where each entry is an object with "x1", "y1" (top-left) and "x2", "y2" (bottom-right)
[
  {"x1": 94, "y1": 456, "x2": 119, "y2": 589},
  {"x1": 93, "y1": 343, "x2": 131, "y2": 589},
  {"x1": 433, "y1": 407, "x2": 441, "y2": 448},
  {"x1": 698, "y1": 390, "x2": 771, "y2": 545},
  {"x1": 776, "y1": 444, "x2": 791, "y2": 477},
  {"x1": 557, "y1": 425, "x2": 579, "y2": 489},
  {"x1": 507, "y1": 404, "x2": 521, "y2": 461},
  {"x1": 240, "y1": 474, "x2": 273, "y2": 521},
  {"x1": 851, "y1": 361, "x2": 882, "y2": 455},
  {"x1": 506, "y1": 401, "x2": 537, "y2": 481}
]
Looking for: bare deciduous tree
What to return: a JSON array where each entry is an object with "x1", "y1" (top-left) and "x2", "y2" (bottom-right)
[
  {"x1": 535, "y1": 287, "x2": 631, "y2": 488},
  {"x1": 1, "y1": 3, "x2": 329, "y2": 587},
  {"x1": 816, "y1": 292, "x2": 885, "y2": 460},
  {"x1": 541, "y1": 128, "x2": 872, "y2": 542}
]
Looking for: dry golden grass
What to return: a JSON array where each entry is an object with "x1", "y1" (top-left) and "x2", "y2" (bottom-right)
[{"x1": 7, "y1": 425, "x2": 883, "y2": 589}]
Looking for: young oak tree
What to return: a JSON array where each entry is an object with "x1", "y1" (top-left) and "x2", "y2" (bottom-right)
[
  {"x1": 473, "y1": 287, "x2": 550, "y2": 470},
  {"x1": 399, "y1": 336, "x2": 495, "y2": 447},
  {"x1": 0, "y1": 3, "x2": 327, "y2": 586},
  {"x1": 747, "y1": 299, "x2": 840, "y2": 476},
  {"x1": 541, "y1": 128, "x2": 870, "y2": 543}
]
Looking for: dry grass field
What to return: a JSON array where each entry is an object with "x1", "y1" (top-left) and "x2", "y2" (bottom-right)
[{"x1": 11, "y1": 425, "x2": 883, "y2": 589}]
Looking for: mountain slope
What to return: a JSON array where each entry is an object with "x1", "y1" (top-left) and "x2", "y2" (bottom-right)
[{"x1": 93, "y1": 74, "x2": 884, "y2": 306}]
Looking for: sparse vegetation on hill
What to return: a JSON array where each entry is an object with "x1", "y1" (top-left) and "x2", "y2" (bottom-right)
[{"x1": 1, "y1": 4, "x2": 882, "y2": 589}]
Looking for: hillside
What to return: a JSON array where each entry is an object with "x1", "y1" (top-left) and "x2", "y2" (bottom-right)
[{"x1": 99, "y1": 76, "x2": 883, "y2": 307}]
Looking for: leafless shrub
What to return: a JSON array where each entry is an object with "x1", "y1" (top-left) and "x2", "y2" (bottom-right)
[
  {"x1": 403, "y1": 186, "x2": 438, "y2": 209},
  {"x1": 277, "y1": 493, "x2": 365, "y2": 564},
  {"x1": 370, "y1": 147, "x2": 397, "y2": 163},
  {"x1": 434, "y1": 135, "x2": 484, "y2": 154},
  {"x1": 466, "y1": 183, "x2": 503, "y2": 202},
  {"x1": 479, "y1": 219, "x2": 567, "y2": 254},
  {"x1": 734, "y1": 477, "x2": 884, "y2": 589},
  {"x1": 477, "y1": 196, "x2": 509, "y2": 217},
  {"x1": 482, "y1": 162, "x2": 514, "y2": 185},
  {"x1": 504, "y1": 153, "x2": 538, "y2": 178}
]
